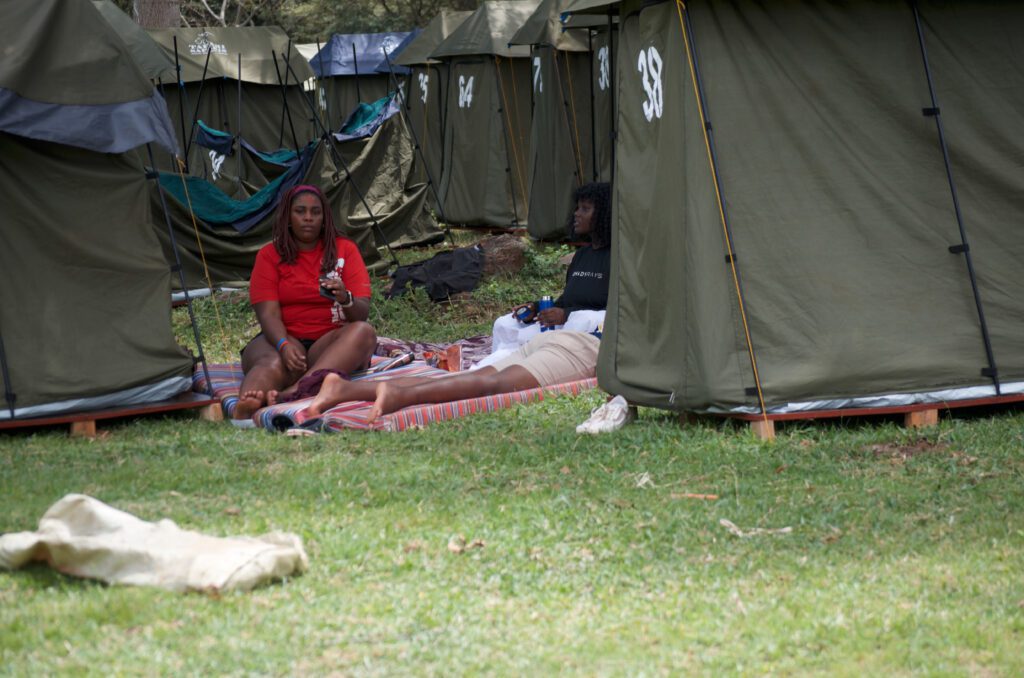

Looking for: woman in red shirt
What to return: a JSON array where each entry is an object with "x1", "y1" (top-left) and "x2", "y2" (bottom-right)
[{"x1": 234, "y1": 184, "x2": 377, "y2": 420}]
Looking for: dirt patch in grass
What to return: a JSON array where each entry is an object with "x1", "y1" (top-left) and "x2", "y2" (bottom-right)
[
  {"x1": 863, "y1": 438, "x2": 976, "y2": 465},
  {"x1": 864, "y1": 438, "x2": 950, "y2": 461}
]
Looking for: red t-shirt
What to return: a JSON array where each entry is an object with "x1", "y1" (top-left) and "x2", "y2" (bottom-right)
[{"x1": 249, "y1": 237, "x2": 372, "y2": 341}]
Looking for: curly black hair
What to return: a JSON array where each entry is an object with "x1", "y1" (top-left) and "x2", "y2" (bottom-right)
[{"x1": 565, "y1": 182, "x2": 612, "y2": 249}]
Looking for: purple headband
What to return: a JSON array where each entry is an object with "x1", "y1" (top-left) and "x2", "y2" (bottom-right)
[{"x1": 291, "y1": 184, "x2": 320, "y2": 195}]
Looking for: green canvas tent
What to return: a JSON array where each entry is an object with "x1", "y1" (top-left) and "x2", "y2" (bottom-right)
[
  {"x1": 431, "y1": 0, "x2": 541, "y2": 228},
  {"x1": 393, "y1": 11, "x2": 473, "y2": 199},
  {"x1": 511, "y1": 0, "x2": 614, "y2": 239},
  {"x1": 147, "y1": 26, "x2": 317, "y2": 173},
  {"x1": 0, "y1": 0, "x2": 195, "y2": 419},
  {"x1": 587, "y1": 0, "x2": 1024, "y2": 417}
]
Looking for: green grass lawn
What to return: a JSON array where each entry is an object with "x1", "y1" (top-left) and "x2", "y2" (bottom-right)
[{"x1": 2, "y1": 236, "x2": 1023, "y2": 674}]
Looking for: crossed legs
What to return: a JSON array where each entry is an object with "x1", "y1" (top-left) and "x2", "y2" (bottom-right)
[{"x1": 233, "y1": 321, "x2": 377, "y2": 420}]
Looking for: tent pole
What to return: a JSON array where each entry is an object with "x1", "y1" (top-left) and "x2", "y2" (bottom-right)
[
  {"x1": 679, "y1": 2, "x2": 769, "y2": 419},
  {"x1": 183, "y1": 47, "x2": 214, "y2": 165},
  {"x1": 172, "y1": 37, "x2": 190, "y2": 173},
  {"x1": 588, "y1": 29, "x2": 598, "y2": 181},
  {"x1": 494, "y1": 56, "x2": 523, "y2": 228},
  {"x1": 551, "y1": 47, "x2": 584, "y2": 187},
  {"x1": 315, "y1": 38, "x2": 332, "y2": 129},
  {"x1": 607, "y1": 11, "x2": 615, "y2": 187},
  {"x1": 381, "y1": 48, "x2": 454, "y2": 246},
  {"x1": 156, "y1": 77, "x2": 182, "y2": 169},
  {"x1": 909, "y1": 0, "x2": 1000, "y2": 394},
  {"x1": 145, "y1": 144, "x2": 213, "y2": 396},
  {"x1": 353, "y1": 43, "x2": 362, "y2": 103},
  {"x1": 236, "y1": 53, "x2": 242, "y2": 187},
  {"x1": 280, "y1": 54, "x2": 401, "y2": 269},
  {"x1": 441, "y1": 63, "x2": 453, "y2": 192},
  {"x1": 271, "y1": 49, "x2": 303, "y2": 160},
  {"x1": 0, "y1": 328, "x2": 16, "y2": 419}
]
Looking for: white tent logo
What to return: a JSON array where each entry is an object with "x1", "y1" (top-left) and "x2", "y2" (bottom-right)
[
  {"x1": 419, "y1": 72, "x2": 429, "y2": 104},
  {"x1": 189, "y1": 30, "x2": 227, "y2": 56},
  {"x1": 209, "y1": 151, "x2": 225, "y2": 180},
  {"x1": 533, "y1": 56, "x2": 543, "y2": 93},
  {"x1": 458, "y1": 75, "x2": 474, "y2": 108},
  {"x1": 638, "y1": 46, "x2": 663, "y2": 122},
  {"x1": 598, "y1": 46, "x2": 610, "y2": 91}
]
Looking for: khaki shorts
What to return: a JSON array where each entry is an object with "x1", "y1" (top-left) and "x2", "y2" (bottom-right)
[{"x1": 489, "y1": 330, "x2": 600, "y2": 387}]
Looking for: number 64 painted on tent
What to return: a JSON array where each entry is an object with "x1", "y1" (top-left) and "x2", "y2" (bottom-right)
[
  {"x1": 458, "y1": 75, "x2": 474, "y2": 108},
  {"x1": 637, "y1": 46, "x2": 664, "y2": 122}
]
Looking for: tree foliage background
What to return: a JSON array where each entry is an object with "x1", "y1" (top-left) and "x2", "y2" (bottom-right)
[{"x1": 119, "y1": 1, "x2": 482, "y2": 37}]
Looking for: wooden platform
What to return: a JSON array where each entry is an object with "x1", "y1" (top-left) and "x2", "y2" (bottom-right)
[
  {"x1": 0, "y1": 392, "x2": 222, "y2": 438},
  {"x1": 699, "y1": 392, "x2": 1024, "y2": 441}
]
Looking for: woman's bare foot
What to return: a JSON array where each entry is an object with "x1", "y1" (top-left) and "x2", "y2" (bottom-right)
[
  {"x1": 367, "y1": 381, "x2": 406, "y2": 423},
  {"x1": 233, "y1": 390, "x2": 266, "y2": 420},
  {"x1": 306, "y1": 372, "x2": 354, "y2": 417}
]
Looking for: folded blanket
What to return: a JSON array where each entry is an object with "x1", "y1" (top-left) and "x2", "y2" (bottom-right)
[{"x1": 0, "y1": 494, "x2": 308, "y2": 593}]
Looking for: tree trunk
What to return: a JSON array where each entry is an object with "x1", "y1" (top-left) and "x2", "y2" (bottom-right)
[{"x1": 134, "y1": 0, "x2": 181, "y2": 28}]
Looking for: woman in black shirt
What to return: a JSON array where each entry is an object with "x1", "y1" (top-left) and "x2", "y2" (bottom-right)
[{"x1": 515, "y1": 182, "x2": 612, "y2": 328}]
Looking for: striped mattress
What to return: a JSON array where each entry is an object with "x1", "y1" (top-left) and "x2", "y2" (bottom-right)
[{"x1": 192, "y1": 361, "x2": 597, "y2": 432}]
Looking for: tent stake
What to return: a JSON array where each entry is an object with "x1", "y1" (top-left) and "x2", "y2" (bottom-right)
[{"x1": 272, "y1": 48, "x2": 303, "y2": 161}]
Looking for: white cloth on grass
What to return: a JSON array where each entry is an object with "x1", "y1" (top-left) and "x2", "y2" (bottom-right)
[{"x1": 0, "y1": 494, "x2": 308, "y2": 593}]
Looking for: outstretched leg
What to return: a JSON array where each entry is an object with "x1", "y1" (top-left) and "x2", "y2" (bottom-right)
[
  {"x1": 306, "y1": 365, "x2": 540, "y2": 421},
  {"x1": 306, "y1": 372, "x2": 379, "y2": 416}
]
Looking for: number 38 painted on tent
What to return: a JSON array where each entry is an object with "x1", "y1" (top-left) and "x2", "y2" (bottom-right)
[{"x1": 637, "y1": 46, "x2": 663, "y2": 122}]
